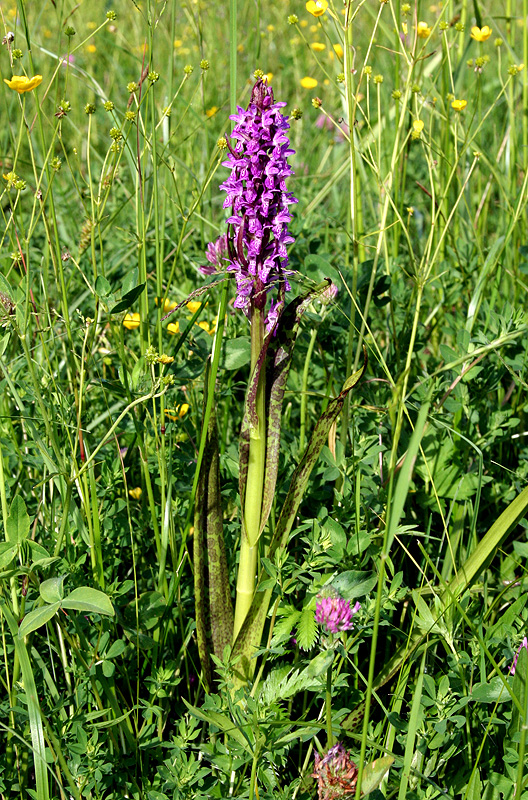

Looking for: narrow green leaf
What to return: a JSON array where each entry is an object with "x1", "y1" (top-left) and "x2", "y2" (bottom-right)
[
  {"x1": 61, "y1": 587, "x2": 114, "y2": 616},
  {"x1": 1, "y1": 602, "x2": 49, "y2": 800},
  {"x1": 182, "y1": 699, "x2": 250, "y2": 749},
  {"x1": 361, "y1": 756, "x2": 394, "y2": 796},
  {"x1": 371, "y1": 483, "x2": 528, "y2": 698},
  {"x1": 385, "y1": 401, "x2": 430, "y2": 554},
  {"x1": 396, "y1": 649, "x2": 426, "y2": 800},
  {"x1": 6, "y1": 495, "x2": 31, "y2": 544},
  {"x1": 19, "y1": 602, "x2": 61, "y2": 638}
]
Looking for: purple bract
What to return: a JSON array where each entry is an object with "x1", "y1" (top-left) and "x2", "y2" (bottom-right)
[
  {"x1": 200, "y1": 233, "x2": 229, "y2": 276},
  {"x1": 315, "y1": 595, "x2": 360, "y2": 634},
  {"x1": 218, "y1": 78, "x2": 298, "y2": 325}
]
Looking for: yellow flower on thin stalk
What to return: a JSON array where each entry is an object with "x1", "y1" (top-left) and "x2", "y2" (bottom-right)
[
  {"x1": 4, "y1": 75, "x2": 42, "y2": 93},
  {"x1": 300, "y1": 76, "x2": 318, "y2": 89},
  {"x1": 123, "y1": 312, "x2": 141, "y2": 330},
  {"x1": 306, "y1": 0, "x2": 328, "y2": 17},
  {"x1": 470, "y1": 25, "x2": 492, "y2": 42},
  {"x1": 311, "y1": 42, "x2": 326, "y2": 52},
  {"x1": 167, "y1": 321, "x2": 180, "y2": 335},
  {"x1": 333, "y1": 43, "x2": 344, "y2": 59},
  {"x1": 451, "y1": 98, "x2": 467, "y2": 111},
  {"x1": 411, "y1": 119, "x2": 424, "y2": 139},
  {"x1": 129, "y1": 487, "x2": 142, "y2": 500},
  {"x1": 206, "y1": 106, "x2": 218, "y2": 117},
  {"x1": 186, "y1": 300, "x2": 202, "y2": 313},
  {"x1": 416, "y1": 21, "x2": 432, "y2": 38}
]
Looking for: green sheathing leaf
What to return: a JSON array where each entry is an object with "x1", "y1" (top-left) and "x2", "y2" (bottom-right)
[
  {"x1": 232, "y1": 353, "x2": 367, "y2": 679},
  {"x1": 194, "y1": 394, "x2": 233, "y2": 687}
]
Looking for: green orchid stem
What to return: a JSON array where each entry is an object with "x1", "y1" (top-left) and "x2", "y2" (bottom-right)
[{"x1": 233, "y1": 307, "x2": 266, "y2": 642}]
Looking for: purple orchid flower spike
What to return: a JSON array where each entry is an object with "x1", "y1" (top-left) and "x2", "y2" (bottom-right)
[{"x1": 219, "y1": 78, "x2": 298, "y2": 327}]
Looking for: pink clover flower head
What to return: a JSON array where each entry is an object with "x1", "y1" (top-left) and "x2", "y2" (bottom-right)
[
  {"x1": 312, "y1": 742, "x2": 359, "y2": 799},
  {"x1": 219, "y1": 78, "x2": 298, "y2": 328},
  {"x1": 315, "y1": 594, "x2": 360, "y2": 634},
  {"x1": 200, "y1": 233, "x2": 229, "y2": 275},
  {"x1": 510, "y1": 636, "x2": 528, "y2": 675}
]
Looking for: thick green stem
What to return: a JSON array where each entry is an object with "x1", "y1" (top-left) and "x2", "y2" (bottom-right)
[{"x1": 233, "y1": 308, "x2": 266, "y2": 641}]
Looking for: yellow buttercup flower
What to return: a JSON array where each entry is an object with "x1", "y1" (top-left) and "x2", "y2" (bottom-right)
[
  {"x1": 123, "y1": 312, "x2": 141, "y2": 329},
  {"x1": 206, "y1": 106, "x2": 218, "y2": 117},
  {"x1": 186, "y1": 301, "x2": 202, "y2": 313},
  {"x1": 470, "y1": 25, "x2": 492, "y2": 42},
  {"x1": 311, "y1": 42, "x2": 326, "y2": 51},
  {"x1": 86, "y1": 44, "x2": 97, "y2": 53},
  {"x1": 417, "y1": 21, "x2": 432, "y2": 38},
  {"x1": 306, "y1": 0, "x2": 328, "y2": 17},
  {"x1": 4, "y1": 75, "x2": 43, "y2": 93},
  {"x1": 167, "y1": 321, "x2": 180, "y2": 335},
  {"x1": 155, "y1": 297, "x2": 178, "y2": 313},
  {"x1": 300, "y1": 76, "x2": 318, "y2": 89},
  {"x1": 165, "y1": 403, "x2": 190, "y2": 421},
  {"x1": 333, "y1": 43, "x2": 344, "y2": 59},
  {"x1": 128, "y1": 487, "x2": 142, "y2": 500},
  {"x1": 451, "y1": 98, "x2": 467, "y2": 111},
  {"x1": 411, "y1": 119, "x2": 425, "y2": 140}
]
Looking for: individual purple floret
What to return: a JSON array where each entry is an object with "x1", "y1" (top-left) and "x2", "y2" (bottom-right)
[
  {"x1": 315, "y1": 595, "x2": 360, "y2": 634},
  {"x1": 199, "y1": 233, "x2": 229, "y2": 276},
  {"x1": 312, "y1": 742, "x2": 359, "y2": 800},
  {"x1": 219, "y1": 78, "x2": 298, "y2": 325},
  {"x1": 510, "y1": 636, "x2": 528, "y2": 675}
]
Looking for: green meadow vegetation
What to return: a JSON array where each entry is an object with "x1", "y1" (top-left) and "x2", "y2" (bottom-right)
[{"x1": 1, "y1": 0, "x2": 528, "y2": 797}]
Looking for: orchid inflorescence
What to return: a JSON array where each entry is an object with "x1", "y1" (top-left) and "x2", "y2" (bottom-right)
[{"x1": 218, "y1": 78, "x2": 298, "y2": 328}]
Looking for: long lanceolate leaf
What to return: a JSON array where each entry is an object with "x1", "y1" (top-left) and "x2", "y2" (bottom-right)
[
  {"x1": 194, "y1": 389, "x2": 234, "y2": 688},
  {"x1": 371, "y1": 482, "x2": 528, "y2": 695},
  {"x1": 233, "y1": 350, "x2": 368, "y2": 679},
  {"x1": 0, "y1": 602, "x2": 49, "y2": 800}
]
